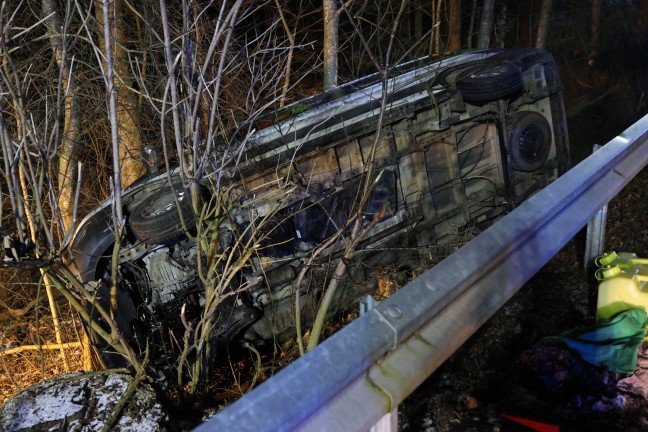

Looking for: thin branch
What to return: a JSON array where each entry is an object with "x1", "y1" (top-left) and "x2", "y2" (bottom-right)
[{"x1": 0, "y1": 342, "x2": 82, "y2": 356}]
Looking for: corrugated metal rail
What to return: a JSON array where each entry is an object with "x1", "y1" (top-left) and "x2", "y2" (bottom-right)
[{"x1": 195, "y1": 114, "x2": 648, "y2": 431}]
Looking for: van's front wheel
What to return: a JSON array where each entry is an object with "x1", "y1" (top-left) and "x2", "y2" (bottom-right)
[{"x1": 129, "y1": 186, "x2": 195, "y2": 244}]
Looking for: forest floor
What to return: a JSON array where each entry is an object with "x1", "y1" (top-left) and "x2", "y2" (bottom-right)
[
  {"x1": 399, "y1": 165, "x2": 648, "y2": 432},
  {"x1": 0, "y1": 302, "x2": 86, "y2": 407}
]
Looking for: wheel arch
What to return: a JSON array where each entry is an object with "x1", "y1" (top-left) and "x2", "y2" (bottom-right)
[{"x1": 69, "y1": 208, "x2": 117, "y2": 283}]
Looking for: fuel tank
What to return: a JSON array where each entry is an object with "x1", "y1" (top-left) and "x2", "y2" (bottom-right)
[{"x1": 596, "y1": 251, "x2": 648, "y2": 321}]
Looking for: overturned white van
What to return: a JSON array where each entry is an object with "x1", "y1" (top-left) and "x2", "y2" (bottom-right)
[{"x1": 70, "y1": 48, "x2": 569, "y2": 369}]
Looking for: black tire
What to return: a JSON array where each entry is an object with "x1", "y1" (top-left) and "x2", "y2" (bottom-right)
[
  {"x1": 507, "y1": 111, "x2": 552, "y2": 172},
  {"x1": 456, "y1": 62, "x2": 523, "y2": 103},
  {"x1": 86, "y1": 264, "x2": 141, "y2": 368},
  {"x1": 129, "y1": 186, "x2": 195, "y2": 244}
]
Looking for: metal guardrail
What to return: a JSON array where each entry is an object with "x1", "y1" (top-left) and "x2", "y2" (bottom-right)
[{"x1": 195, "y1": 114, "x2": 648, "y2": 432}]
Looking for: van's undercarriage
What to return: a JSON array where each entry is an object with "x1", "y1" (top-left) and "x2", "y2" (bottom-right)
[{"x1": 70, "y1": 48, "x2": 569, "y2": 371}]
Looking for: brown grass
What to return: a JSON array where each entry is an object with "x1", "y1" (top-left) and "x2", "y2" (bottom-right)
[{"x1": 0, "y1": 289, "x2": 86, "y2": 406}]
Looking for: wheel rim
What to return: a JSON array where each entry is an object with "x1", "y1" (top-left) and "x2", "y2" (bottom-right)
[
  {"x1": 517, "y1": 125, "x2": 545, "y2": 164},
  {"x1": 507, "y1": 111, "x2": 552, "y2": 172}
]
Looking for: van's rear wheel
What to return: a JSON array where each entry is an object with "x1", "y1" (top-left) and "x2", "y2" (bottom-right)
[{"x1": 507, "y1": 111, "x2": 552, "y2": 172}]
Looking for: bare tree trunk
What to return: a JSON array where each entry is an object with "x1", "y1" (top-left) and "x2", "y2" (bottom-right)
[
  {"x1": 414, "y1": 0, "x2": 423, "y2": 41},
  {"x1": 95, "y1": 0, "x2": 146, "y2": 188},
  {"x1": 97, "y1": 0, "x2": 127, "y2": 324},
  {"x1": 448, "y1": 0, "x2": 462, "y2": 51},
  {"x1": 467, "y1": 0, "x2": 477, "y2": 49},
  {"x1": 535, "y1": 0, "x2": 552, "y2": 49},
  {"x1": 513, "y1": 0, "x2": 533, "y2": 47},
  {"x1": 42, "y1": 0, "x2": 79, "y2": 235},
  {"x1": 428, "y1": 0, "x2": 436, "y2": 55},
  {"x1": 434, "y1": 0, "x2": 443, "y2": 54},
  {"x1": 477, "y1": 0, "x2": 494, "y2": 49},
  {"x1": 323, "y1": 0, "x2": 339, "y2": 89},
  {"x1": 276, "y1": 0, "x2": 295, "y2": 107},
  {"x1": 589, "y1": 0, "x2": 601, "y2": 65},
  {"x1": 494, "y1": 2, "x2": 507, "y2": 47}
]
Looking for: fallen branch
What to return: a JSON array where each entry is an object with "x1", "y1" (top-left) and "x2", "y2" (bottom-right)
[
  {"x1": 0, "y1": 299, "x2": 36, "y2": 323},
  {"x1": 0, "y1": 341, "x2": 82, "y2": 356},
  {"x1": 8, "y1": 299, "x2": 37, "y2": 318}
]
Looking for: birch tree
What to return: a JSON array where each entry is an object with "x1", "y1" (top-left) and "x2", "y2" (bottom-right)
[
  {"x1": 323, "y1": 0, "x2": 340, "y2": 89},
  {"x1": 427, "y1": 0, "x2": 442, "y2": 55},
  {"x1": 42, "y1": 0, "x2": 80, "y2": 234},
  {"x1": 94, "y1": 0, "x2": 146, "y2": 188},
  {"x1": 477, "y1": 0, "x2": 494, "y2": 49},
  {"x1": 535, "y1": 0, "x2": 552, "y2": 49}
]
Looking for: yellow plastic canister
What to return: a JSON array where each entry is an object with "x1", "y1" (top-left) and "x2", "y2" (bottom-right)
[{"x1": 595, "y1": 251, "x2": 648, "y2": 321}]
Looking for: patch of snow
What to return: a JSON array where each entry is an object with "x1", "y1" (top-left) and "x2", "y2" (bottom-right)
[
  {"x1": 1, "y1": 373, "x2": 86, "y2": 431},
  {"x1": 0, "y1": 371, "x2": 166, "y2": 431}
]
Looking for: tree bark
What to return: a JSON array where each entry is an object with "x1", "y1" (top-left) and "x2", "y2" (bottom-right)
[
  {"x1": 95, "y1": 0, "x2": 146, "y2": 188},
  {"x1": 589, "y1": 0, "x2": 601, "y2": 65},
  {"x1": 429, "y1": 0, "x2": 436, "y2": 55},
  {"x1": 448, "y1": 0, "x2": 462, "y2": 51},
  {"x1": 414, "y1": 0, "x2": 423, "y2": 41},
  {"x1": 477, "y1": 0, "x2": 494, "y2": 49},
  {"x1": 42, "y1": 0, "x2": 79, "y2": 235},
  {"x1": 535, "y1": 0, "x2": 552, "y2": 49},
  {"x1": 514, "y1": 0, "x2": 534, "y2": 47},
  {"x1": 323, "y1": 0, "x2": 339, "y2": 90},
  {"x1": 434, "y1": 0, "x2": 444, "y2": 54},
  {"x1": 467, "y1": 0, "x2": 477, "y2": 49}
]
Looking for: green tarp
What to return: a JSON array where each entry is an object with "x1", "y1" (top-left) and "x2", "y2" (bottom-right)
[{"x1": 549, "y1": 309, "x2": 648, "y2": 374}]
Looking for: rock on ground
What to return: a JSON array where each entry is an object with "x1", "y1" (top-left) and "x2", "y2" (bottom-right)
[{"x1": 0, "y1": 371, "x2": 166, "y2": 431}]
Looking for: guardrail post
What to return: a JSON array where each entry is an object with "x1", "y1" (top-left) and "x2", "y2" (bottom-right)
[
  {"x1": 584, "y1": 144, "x2": 608, "y2": 269},
  {"x1": 360, "y1": 295, "x2": 398, "y2": 432}
]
